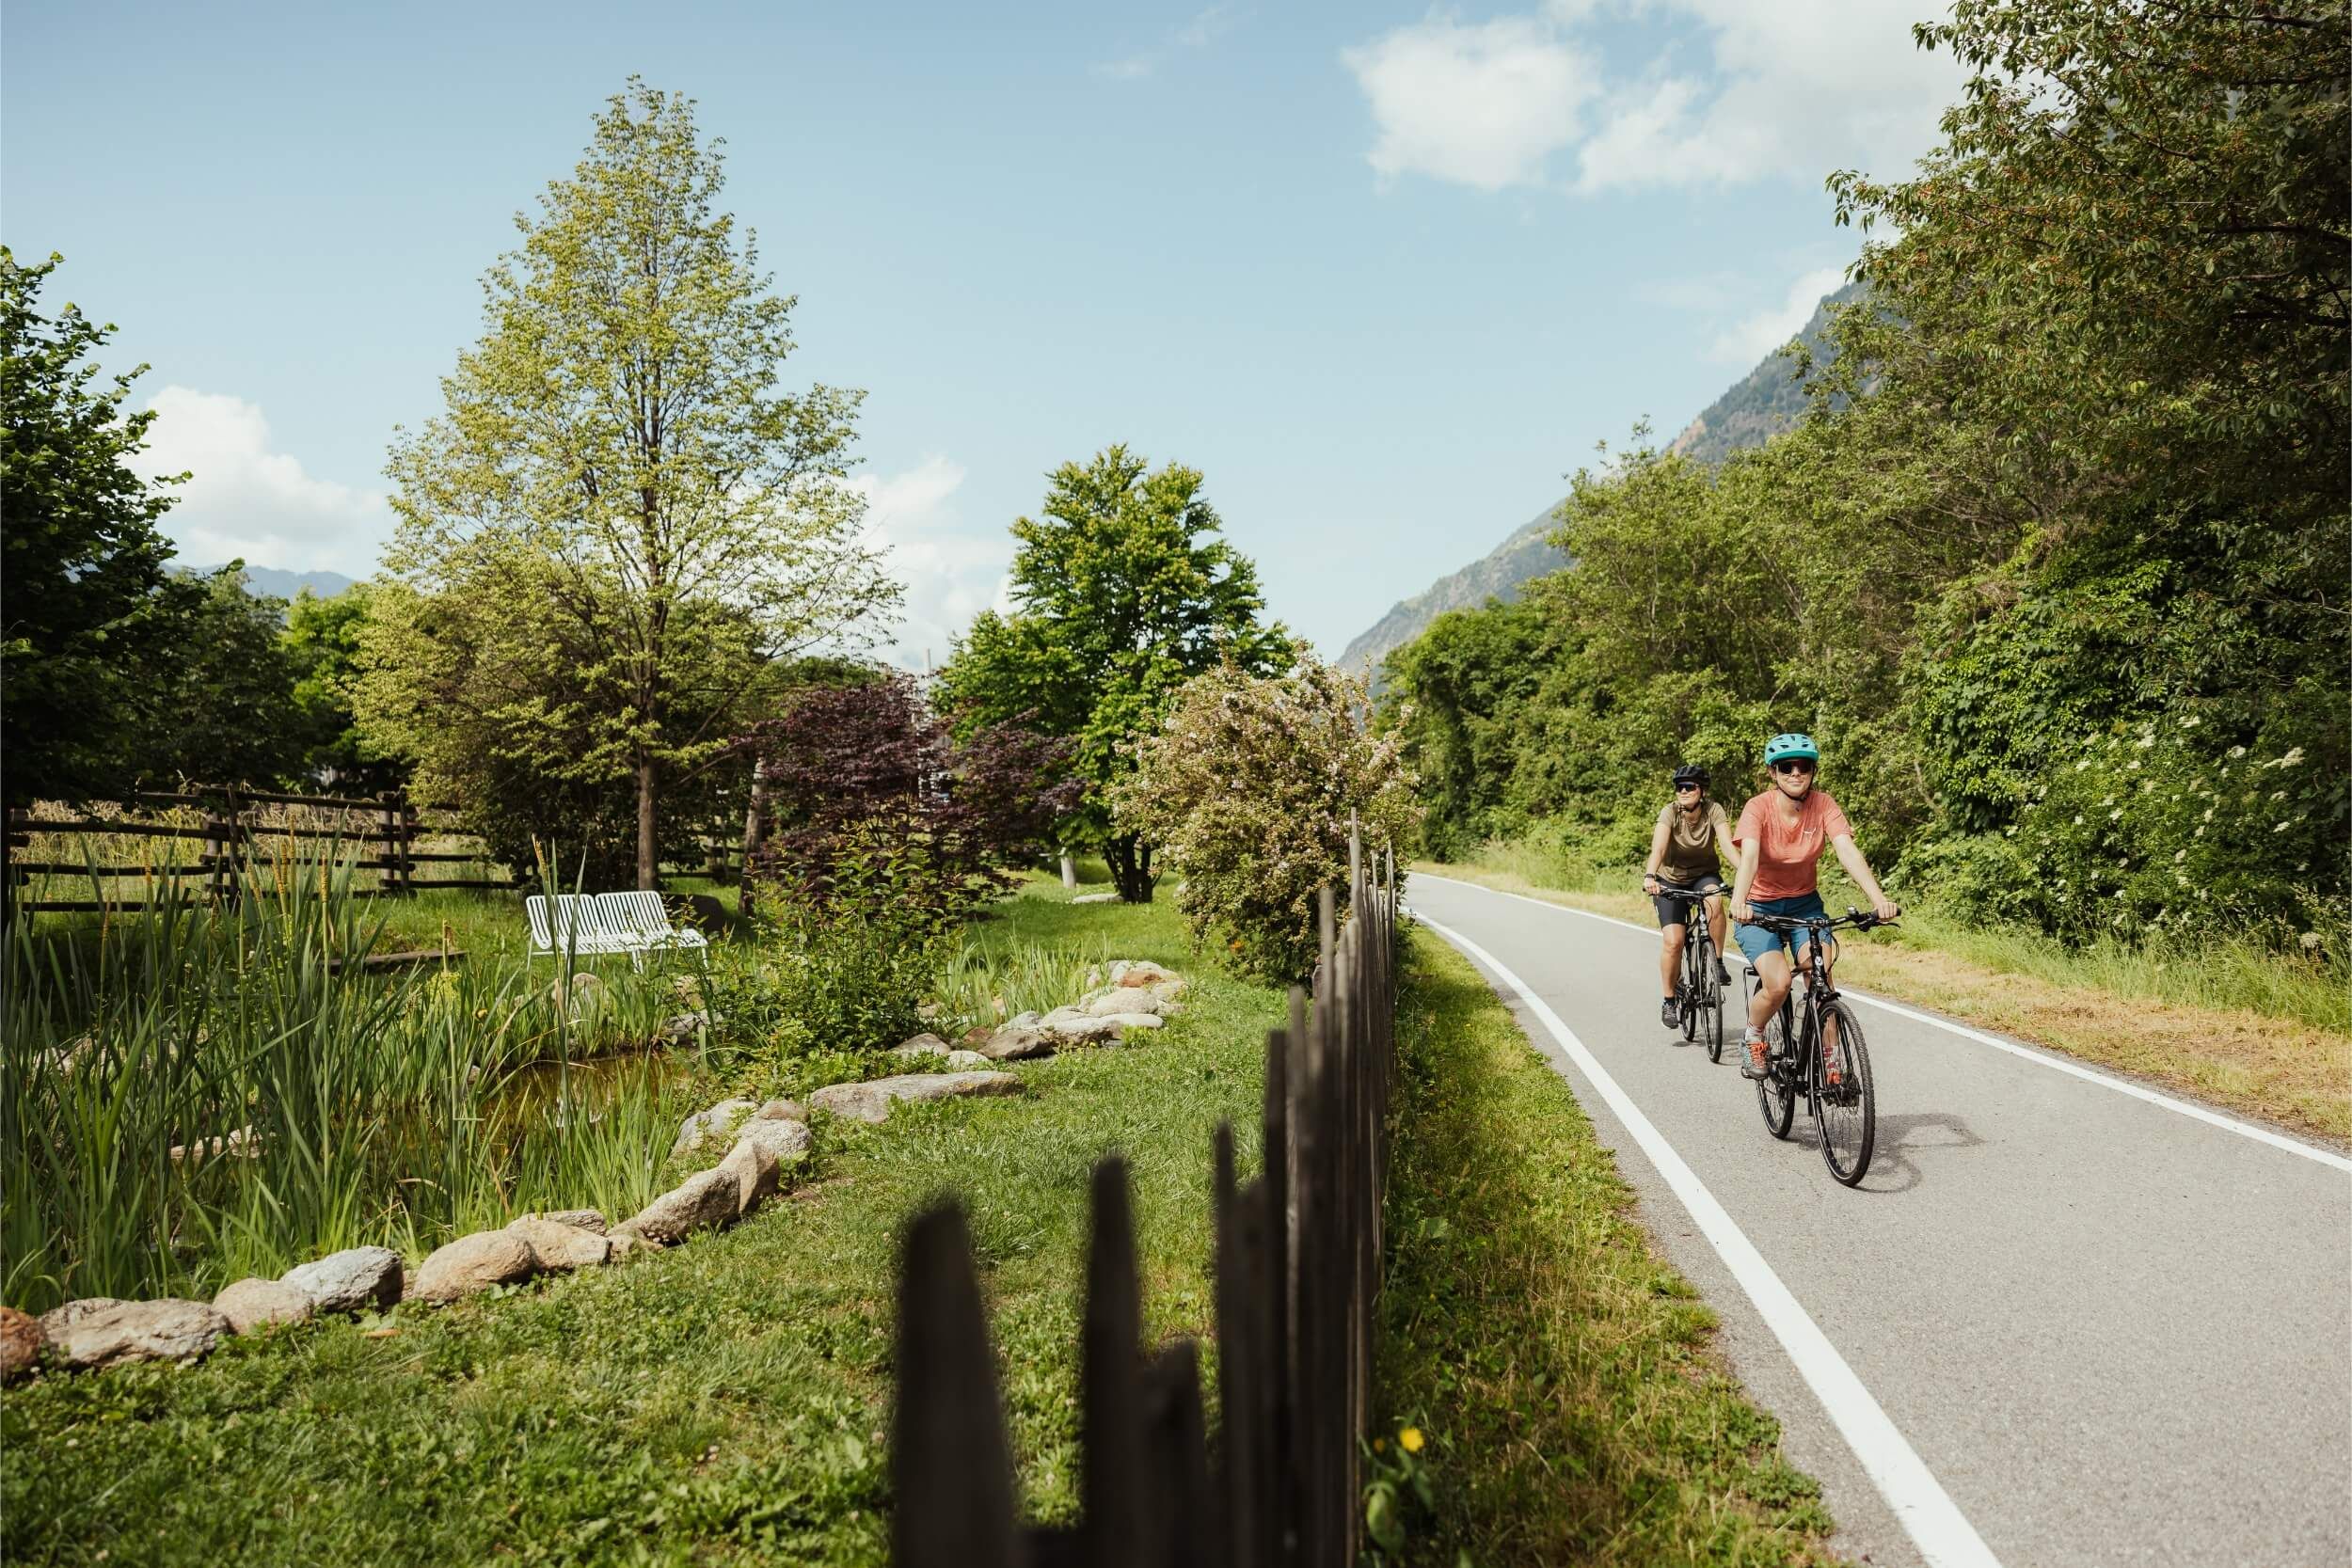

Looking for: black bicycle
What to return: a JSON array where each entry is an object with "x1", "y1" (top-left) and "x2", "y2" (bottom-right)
[
  {"x1": 1740, "y1": 908, "x2": 1890, "y2": 1186},
  {"x1": 1654, "y1": 882, "x2": 1727, "y2": 1062}
]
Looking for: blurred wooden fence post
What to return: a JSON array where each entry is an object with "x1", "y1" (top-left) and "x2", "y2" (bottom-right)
[{"x1": 889, "y1": 824, "x2": 1400, "y2": 1567}]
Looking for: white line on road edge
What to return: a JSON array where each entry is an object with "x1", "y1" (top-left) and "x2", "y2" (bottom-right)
[
  {"x1": 1411, "y1": 910, "x2": 2007, "y2": 1568},
  {"x1": 1411, "y1": 872, "x2": 2352, "y2": 1176}
]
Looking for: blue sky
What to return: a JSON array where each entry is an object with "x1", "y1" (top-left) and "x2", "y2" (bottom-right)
[{"x1": 3, "y1": 0, "x2": 1964, "y2": 664}]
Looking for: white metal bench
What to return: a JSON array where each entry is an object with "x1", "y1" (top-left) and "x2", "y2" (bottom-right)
[
  {"x1": 594, "y1": 890, "x2": 710, "y2": 970},
  {"x1": 526, "y1": 893, "x2": 634, "y2": 966}
]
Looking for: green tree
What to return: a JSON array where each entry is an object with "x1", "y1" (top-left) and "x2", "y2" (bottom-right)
[
  {"x1": 383, "y1": 80, "x2": 897, "y2": 890},
  {"x1": 0, "y1": 249, "x2": 192, "y2": 811},
  {"x1": 151, "y1": 566, "x2": 306, "y2": 789},
  {"x1": 936, "y1": 444, "x2": 1289, "y2": 901},
  {"x1": 282, "y1": 584, "x2": 406, "y2": 793}
]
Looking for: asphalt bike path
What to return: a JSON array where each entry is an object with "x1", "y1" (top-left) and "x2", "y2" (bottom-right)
[{"x1": 1405, "y1": 873, "x2": 2351, "y2": 1568}]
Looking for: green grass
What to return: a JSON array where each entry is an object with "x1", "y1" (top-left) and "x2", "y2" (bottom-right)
[
  {"x1": 1373, "y1": 923, "x2": 1841, "y2": 1566},
  {"x1": 1, "y1": 878, "x2": 1277, "y2": 1567}
]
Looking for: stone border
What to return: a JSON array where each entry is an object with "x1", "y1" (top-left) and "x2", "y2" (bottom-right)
[{"x1": 0, "y1": 958, "x2": 1187, "y2": 1381}]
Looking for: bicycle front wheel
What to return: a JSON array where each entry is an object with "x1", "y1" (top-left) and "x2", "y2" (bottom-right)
[
  {"x1": 1813, "y1": 1001, "x2": 1876, "y2": 1185},
  {"x1": 1756, "y1": 1016, "x2": 1795, "y2": 1139}
]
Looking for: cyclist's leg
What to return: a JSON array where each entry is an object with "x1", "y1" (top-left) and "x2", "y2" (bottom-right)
[
  {"x1": 1652, "y1": 888, "x2": 1688, "y2": 1009},
  {"x1": 1794, "y1": 931, "x2": 1844, "y2": 1063},
  {"x1": 1702, "y1": 887, "x2": 1730, "y2": 981}
]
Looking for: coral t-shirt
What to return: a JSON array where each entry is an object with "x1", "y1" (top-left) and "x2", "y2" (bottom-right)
[{"x1": 1734, "y1": 789, "x2": 1852, "y2": 901}]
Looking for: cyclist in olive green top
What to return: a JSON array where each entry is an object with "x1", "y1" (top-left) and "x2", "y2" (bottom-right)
[{"x1": 1642, "y1": 762, "x2": 1739, "y2": 1030}]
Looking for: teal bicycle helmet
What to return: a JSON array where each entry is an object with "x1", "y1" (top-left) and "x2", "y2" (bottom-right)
[{"x1": 1762, "y1": 733, "x2": 1820, "y2": 767}]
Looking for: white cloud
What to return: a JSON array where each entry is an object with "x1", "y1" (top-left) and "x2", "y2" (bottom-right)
[
  {"x1": 1708, "y1": 262, "x2": 1847, "y2": 362},
  {"x1": 131, "y1": 387, "x2": 390, "y2": 574},
  {"x1": 1341, "y1": 15, "x2": 1594, "y2": 191},
  {"x1": 846, "y1": 455, "x2": 1013, "y2": 671},
  {"x1": 1343, "y1": 2, "x2": 1965, "y2": 196}
]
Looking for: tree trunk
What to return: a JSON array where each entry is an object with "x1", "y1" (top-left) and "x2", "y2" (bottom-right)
[
  {"x1": 739, "y1": 754, "x2": 770, "y2": 915},
  {"x1": 1105, "y1": 833, "x2": 1155, "y2": 903},
  {"x1": 636, "y1": 754, "x2": 659, "y2": 892}
]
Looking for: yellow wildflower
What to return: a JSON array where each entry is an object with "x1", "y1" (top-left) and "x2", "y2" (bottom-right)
[{"x1": 1399, "y1": 1427, "x2": 1424, "y2": 1453}]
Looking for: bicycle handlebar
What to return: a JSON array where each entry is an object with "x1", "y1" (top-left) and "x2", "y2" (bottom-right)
[{"x1": 1740, "y1": 906, "x2": 1898, "y2": 934}]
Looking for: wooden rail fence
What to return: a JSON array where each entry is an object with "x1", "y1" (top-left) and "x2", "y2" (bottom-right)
[
  {"x1": 3, "y1": 787, "x2": 516, "y2": 913},
  {"x1": 893, "y1": 828, "x2": 1396, "y2": 1567}
]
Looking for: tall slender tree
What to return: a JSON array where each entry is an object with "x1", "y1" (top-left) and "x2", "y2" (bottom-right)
[
  {"x1": 936, "y1": 445, "x2": 1288, "y2": 901},
  {"x1": 383, "y1": 81, "x2": 898, "y2": 888}
]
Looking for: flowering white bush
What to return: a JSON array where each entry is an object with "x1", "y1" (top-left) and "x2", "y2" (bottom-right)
[
  {"x1": 1112, "y1": 651, "x2": 1421, "y2": 983},
  {"x1": 1912, "y1": 716, "x2": 2341, "y2": 944}
]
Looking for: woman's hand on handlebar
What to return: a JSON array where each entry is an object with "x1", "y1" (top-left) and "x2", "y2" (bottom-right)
[
  {"x1": 1642, "y1": 874, "x2": 1661, "y2": 896},
  {"x1": 1729, "y1": 898, "x2": 1752, "y2": 924},
  {"x1": 1871, "y1": 895, "x2": 1900, "y2": 924}
]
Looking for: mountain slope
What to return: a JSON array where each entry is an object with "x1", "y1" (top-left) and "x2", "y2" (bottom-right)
[
  {"x1": 1339, "y1": 281, "x2": 1862, "y2": 687},
  {"x1": 195, "y1": 565, "x2": 360, "y2": 600}
]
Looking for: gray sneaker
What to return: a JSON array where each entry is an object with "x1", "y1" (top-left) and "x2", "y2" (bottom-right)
[
  {"x1": 1661, "y1": 996, "x2": 1681, "y2": 1030},
  {"x1": 1739, "y1": 1031, "x2": 1771, "y2": 1079}
]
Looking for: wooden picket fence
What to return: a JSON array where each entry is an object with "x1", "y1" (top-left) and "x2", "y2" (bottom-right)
[
  {"x1": 2, "y1": 786, "x2": 516, "y2": 913},
  {"x1": 892, "y1": 829, "x2": 1396, "y2": 1567}
]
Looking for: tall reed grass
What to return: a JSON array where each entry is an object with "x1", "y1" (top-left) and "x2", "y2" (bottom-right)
[{"x1": 1, "y1": 851, "x2": 706, "y2": 1312}]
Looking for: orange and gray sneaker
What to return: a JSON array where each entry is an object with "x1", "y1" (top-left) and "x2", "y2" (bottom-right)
[
  {"x1": 1821, "y1": 1039, "x2": 1842, "y2": 1088},
  {"x1": 1741, "y1": 1029, "x2": 1770, "y2": 1079}
]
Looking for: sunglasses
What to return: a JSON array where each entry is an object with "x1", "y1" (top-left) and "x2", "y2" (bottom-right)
[
  {"x1": 1772, "y1": 760, "x2": 1817, "y2": 776},
  {"x1": 1675, "y1": 782, "x2": 1704, "y2": 793}
]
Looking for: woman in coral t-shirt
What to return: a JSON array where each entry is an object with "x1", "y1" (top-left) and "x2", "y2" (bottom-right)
[{"x1": 1728, "y1": 733, "x2": 1899, "y2": 1078}]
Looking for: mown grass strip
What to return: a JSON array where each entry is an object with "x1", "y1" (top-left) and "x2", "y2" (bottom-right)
[
  {"x1": 0, "y1": 887, "x2": 1274, "y2": 1567},
  {"x1": 1374, "y1": 922, "x2": 1842, "y2": 1566}
]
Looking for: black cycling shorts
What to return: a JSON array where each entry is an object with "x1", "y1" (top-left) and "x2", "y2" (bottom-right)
[{"x1": 1652, "y1": 874, "x2": 1726, "y2": 928}]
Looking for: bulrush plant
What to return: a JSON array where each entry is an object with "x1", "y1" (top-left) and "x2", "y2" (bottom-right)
[
  {"x1": 1, "y1": 847, "x2": 701, "y2": 1313},
  {"x1": 927, "y1": 936, "x2": 1109, "y2": 1038}
]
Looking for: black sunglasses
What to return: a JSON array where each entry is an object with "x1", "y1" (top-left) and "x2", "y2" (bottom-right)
[
  {"x1": 1772, "y1": 759, "x2": 1817, "y2": 775},
  {"x1": 1674, "y1": 782, "x2": 1703, "y2": 792}
]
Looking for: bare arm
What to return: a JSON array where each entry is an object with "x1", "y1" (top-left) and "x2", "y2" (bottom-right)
[
  {"x1": 1712, "y1": 804, "x2": 1740, "y2": 868},
  {"x1": 1829, "y1": 833, "x2": 1899, "y2": 921},
  {"x1": 1729, "y1": 833, "x2": 1761, "y2": 922},
  {"x1": 1641, "y1": 812, "x2": 1671, "y2": 893}
]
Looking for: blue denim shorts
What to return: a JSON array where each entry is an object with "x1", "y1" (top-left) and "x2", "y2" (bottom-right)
[{"x1": 1735, "y1": 891, "x2": 1833, "y2": 966}]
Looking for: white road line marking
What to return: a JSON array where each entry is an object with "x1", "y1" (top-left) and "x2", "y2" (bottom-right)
[
  {"x1": 1411, "y1": 871, "x2": 2352, "y2": 1176},
  {"x1": 1411, "y1": 910, "x2": 2007, "y2": 1568}
]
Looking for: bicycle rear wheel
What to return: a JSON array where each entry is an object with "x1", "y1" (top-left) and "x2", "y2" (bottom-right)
[
  {"x1": 1812, "y1": 1001, "x2": 1876, "y2": 1185},
  {"x1": 1704, "y1": 975, "x2": 1724, "y2": 1063},
  {"x1": 1755, "y1": 1014, "x2": 1795, "y2": 1139}
]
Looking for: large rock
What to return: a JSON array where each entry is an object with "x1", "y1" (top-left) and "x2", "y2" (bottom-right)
[
  {"x1": 213, "y1": 1277, "x2": 315, "y2": 1334},
  {"x1": 506, "y1": 1215, "x2": 612, "y2": 1272},
  {"x1": 1038, "y1": 1008, "x2": 1122, "y2": 1043},
  {"x1": 0, "y1": 1307, "x2": 40, "y2": 1379},
  {"x1": 1115, "y1": 960, "x2": 1180, "y2": 989},
  {"x1": 808, "y1": 1071, "x2": 1020, "y2": 1126},
  {"x1": 888, "y1": 1033, "x2": 955, "y2": 1061},
  {"x1": 732, "y1": 1116, "x2": 815, "y2": 1166},
  {"x1": 754, "y1": 1099, "x2": 808, "y2": 1123},
  {"x1": 944, "y1": 1049, "x2": 991, "y2": 1069},
  {"x1": 412, "y1": 1229, "x2": 540, "y2": 1304},
  {"x1": 1085, "y1": 990, "x2": 1168, "y2": 1018},
  {"x1": 49, "y1": 1299, "x2": 229, "y2": 1369},
  {"x1": 530, "y1": 1208, "x2": 609, "y2": 1236},
  {"x1": 671, "y1": 1099, "x2": 758, "y2": 1160},
  {"x1": 39, "y1": 1298, "x2": 126, "y2": 1342},
  {"x1": 716, "y1": 1136, "x2": 780, "y2": 1217},
  {"x1": 613, "y1": 1168, "x2": 741, "y2": 1246},
  {"x1": 973, "y1": 1025, "x2": 1057, "y2": 1062},
  {"x1": 1103, "y1": 1013, "x2": 1163, "y2": 1032},
  {"x1": 280, "y1": 1246, "x2": 404, "y2": 1314}
]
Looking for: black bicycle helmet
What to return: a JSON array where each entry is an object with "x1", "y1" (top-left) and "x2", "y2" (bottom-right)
[{"x1": 1671, "y1": 763, "x2": 1709, "y2": 788}]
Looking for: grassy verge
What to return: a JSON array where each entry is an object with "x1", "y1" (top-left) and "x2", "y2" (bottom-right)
[
  {"x1": 0, "y1": 879, "x2": 1273, "y2": 1567},
  {"x1": 1422, "y1": 856, "x2": 2352, "y2": 1146},
  {"x1": 1374, "y1": 924, "x2": 1841, "y2": 1566}
]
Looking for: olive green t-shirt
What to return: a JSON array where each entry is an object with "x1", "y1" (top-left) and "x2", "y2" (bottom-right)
[{"x1": 1656, "y1": 799, "x2": 1729, "y2": 884}]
